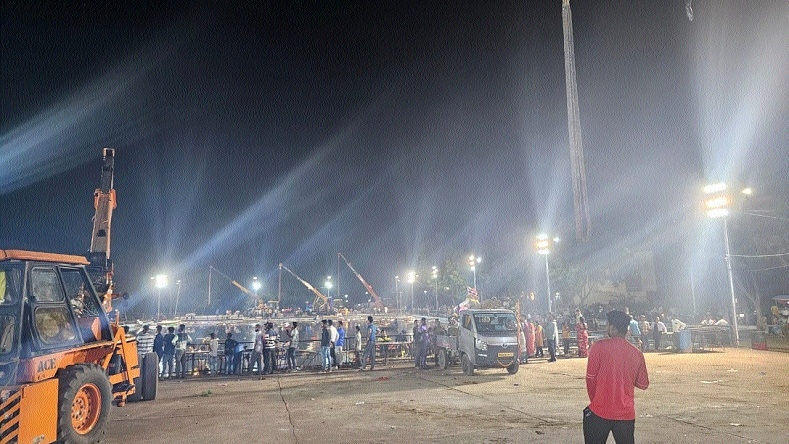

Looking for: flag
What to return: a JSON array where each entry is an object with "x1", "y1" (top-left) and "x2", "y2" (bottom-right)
[{"x1": 467, "y1": 286, "x2": 479, "y2": 303}]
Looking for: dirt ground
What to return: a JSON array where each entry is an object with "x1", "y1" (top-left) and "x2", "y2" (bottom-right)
[{"x1": 105, "y1": 348, "x2": 788, "y2": 443}]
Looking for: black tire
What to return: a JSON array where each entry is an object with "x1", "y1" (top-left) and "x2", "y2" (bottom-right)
[
  {"x1": 126, "y1": 374, "x2": 142, "y2": 402},
  {"x1": 141, "y1": 352, "x2": 159, "y2": 401},
  {"x1": 57, "y1": 364, "x2": 112, "y2": 444},
  {"x1": 461, "y1": 353, "x2": 474, "y2": 376},
  {"x1": 437, "y1": 348, "x2": 448, "y2": 370},
  {"x1": 507, "y1": 359, "x2": 519, "y2": 375}
]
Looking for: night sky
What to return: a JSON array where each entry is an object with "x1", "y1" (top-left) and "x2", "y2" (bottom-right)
[{"x1": 2, "y1": 1, "x2": 788, "y2": 315}]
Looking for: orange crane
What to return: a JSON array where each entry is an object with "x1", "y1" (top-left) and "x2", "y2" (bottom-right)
[
  {"x1": 279, "y1": 263, "x2": 330, "y2": 312},
  {"x1": 338, "y1": 253, "x2": 383, "y2": 309}
]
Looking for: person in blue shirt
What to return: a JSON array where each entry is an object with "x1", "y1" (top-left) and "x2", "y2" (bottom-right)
[
  {"x1": 360, "y1": 316, "x2": 377, "y2": 371},
  {"x1": 335, "y1": 320, "x2": 346, "y2": 369}
]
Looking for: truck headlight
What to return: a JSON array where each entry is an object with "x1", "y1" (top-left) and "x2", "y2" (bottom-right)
[{"x1": 476, "y1": 339, "x2": 487, "y2": 350}]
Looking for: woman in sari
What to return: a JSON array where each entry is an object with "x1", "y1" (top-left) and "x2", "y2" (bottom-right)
[{"x1": 576, "y1": 316, "x2": 589, "y2": 358}]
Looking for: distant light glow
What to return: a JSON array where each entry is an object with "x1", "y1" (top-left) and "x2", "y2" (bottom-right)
[
  {"x1": 153, "y1": 274, "x2": 168, "y2": 289},
  {"x1": 703, "y1": 182, "x2": 727, "y2": 194}
]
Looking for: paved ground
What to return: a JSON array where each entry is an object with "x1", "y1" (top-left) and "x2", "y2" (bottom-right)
[{"x1": 105, "y1": 348, "x2": 788, "y2": 443}]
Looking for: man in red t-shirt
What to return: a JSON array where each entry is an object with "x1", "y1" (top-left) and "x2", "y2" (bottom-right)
[{"x1": 584, "y1": 310, "x2": 649, "y2": 444}]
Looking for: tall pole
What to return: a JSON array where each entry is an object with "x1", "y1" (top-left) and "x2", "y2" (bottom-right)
[
  {"x1": 207, "y1": 266, "x2": 212, "y2": 307},
  {"x1": 690, "y1": 269, "x2": 697, "y2": 319},
  {"x1": 157, "y1": 288, "x2": 162, "y2": 320},
  {"x1": 278, "y1": 263, "x2": 282, "y2": 307},
  {"x1": 410, "y1": 282, "x2": 414, "y2": 311},
  {"x1": 395, "y1": 277, "x2": 400, "y2": 311},
  {"x1": 723, "y1": 218, "x2": 740, "y2": 346},
  {"x1": 545, "y1": 254, "x2": 552, "y2": 313},
  {"x1": 174, "y1": 280, "x2": 181, "y2": 317}
]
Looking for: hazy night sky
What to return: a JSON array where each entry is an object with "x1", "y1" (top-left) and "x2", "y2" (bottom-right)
[{"x1": 2, "y1": 1, "x2": 787, "y2": 314}]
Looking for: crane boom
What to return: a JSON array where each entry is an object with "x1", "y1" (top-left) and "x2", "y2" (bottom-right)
[
  {"x1": 279, "y1": 263, "x2": 330, "y2": 311},
  {"x1": 209, "y1": 265, "x2": 256, "y2": 297},
  {"x1": 87, "y1": 148, "x2": 118, "y2": 310},
  {"x1": 338, "y1": 253, "x2": 382, "y2": 308}
]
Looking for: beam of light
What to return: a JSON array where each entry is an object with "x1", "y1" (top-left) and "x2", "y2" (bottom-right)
[{"x1": 0, "y1": 39, "x2": 179, "y2": 194}]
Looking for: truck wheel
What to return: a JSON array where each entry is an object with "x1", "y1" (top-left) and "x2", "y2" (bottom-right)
[
  {"x1": 141, "y1": 352, "x2": 159, "y2": 401},
  {"x1": 461, "y1": 353, "x2": 474, "y2": 376},
  {"x1": 126, "y1": 374, "x2": 142, "y2": 402},
  {"x1": 57, "y1": 364, "x2": 112, "y2": 444},
  {"x1": 507, "y1": 359, "x2": 519, "y2": 375},
  {"x1": 437, "y1": 348, "x2": 448, "y2": 370}
]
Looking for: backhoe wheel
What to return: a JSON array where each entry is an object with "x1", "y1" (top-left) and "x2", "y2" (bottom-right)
[
  {"x1": 58, "y1": 364, "x2": 112, "y2": 444},
  {"x1": 461, "y1": 353, "x2": 474, "y2": 376},
  {"x1": 141, "y1": 352, "x2": 159, "y2": 401},
  {"x1": 437, "y1": 348, "x2": 448, "y2": 370}
]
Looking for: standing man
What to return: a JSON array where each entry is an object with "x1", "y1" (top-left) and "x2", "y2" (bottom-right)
[
  {"x1": 335, "y1": 320, "x2": 346, "y2": 369},
  {"x1": 161, "y1": 326, "x2": 176, "y2": 379},
  {"x1": 136, "y1": 324, "x2": 155, "y2": 355},
  {"x1": 224, "y1": 332, "x2": 237, "y2": 375},
  {"x1": 174, "y1": 324, "x2": 192, "y2": 378},
  {"x1": 652, "y1": 316, "x2": 667, "y2": 351},
  {"x1": 320, "y1": 320, "x2": 332, "y2": 373},
  {"x1": 250, "y1": 324, "x2": 264, "y2": 375},
  {"x1": 153, "y1": 325, "x2": 164, "y2": 372},
  {"x1": 412, "y1": 320, "x2": 421, "y2": 368},
  {"x1": 545, "y1": 314, "x2": 558, "y2": 362},
  {"x1": 287, "y1": 322, "x2": 299, "y2": 371},
  {"x1": 354, "y1": 325, "x2": 363, "y2": 367},
  {"x1": 207, "y1": 332, "x2": 219, "y2": 375},
  {"x1": 417, "y1": 318, "x2": 429, "y2": 369},
  {"x1": 360, "y1": 316, "x2": 377, "y2": 371},
  {"x1": 626, "y1": 309, "x2": 641, "y2": 348},
  {"x1": 264, "y1": 322, "x2": 278, "y2": 374},
  {"x1": 328, "y1": 319, "x2": 339, "y2": 369},
  {"x1": 584, "y1": 310, "x2": 649, "y2": 444}
]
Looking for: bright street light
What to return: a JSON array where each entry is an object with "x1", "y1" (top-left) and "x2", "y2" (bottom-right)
[
  {"x1": 468, "y1": 255, "x2": 481, "y2": 296},
  {"x1": 703, "y1": 182, "x2": 750, "y2": 346},
  {"x1": 407, "y1": 271, "x2": 416, "y2": 310},
  {"x1": 535, "y1": 234, "x2": 560, "y2": 313},
  {"x1": 151, "y1": 274, "x2": 168, "y2": 320}
]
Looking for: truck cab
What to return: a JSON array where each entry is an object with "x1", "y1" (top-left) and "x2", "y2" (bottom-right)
[{"x1": 436, "y1": 309, "x2": 520, "y2": 375}]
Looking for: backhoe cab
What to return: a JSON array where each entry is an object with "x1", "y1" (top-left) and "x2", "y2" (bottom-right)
[{"x1": 0, "y1": 249, "x2": 150, "y2": 444}]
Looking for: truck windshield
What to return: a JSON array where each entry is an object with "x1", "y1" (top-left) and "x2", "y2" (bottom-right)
[{"x1": 473, "y1": 313, "x2": 518, "y2": 335}]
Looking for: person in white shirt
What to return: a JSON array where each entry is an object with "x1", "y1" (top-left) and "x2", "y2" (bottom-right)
[
  {"x1": 207, "y1": 332, "x2": 219, "y2": 374},
  {"x1": 328, "y1": 319, "x2": 339, "y2": 369}
]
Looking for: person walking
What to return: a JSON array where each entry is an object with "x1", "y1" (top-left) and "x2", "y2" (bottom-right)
[
  {"x1": 577, "y1": 316, "x2": 589, "y2": 358},
  {"x1": 320, "y1": 320, "x2": 332, "y2": 373},
  {"x1": 584, "y1": 310, "x2": 649, "y2": 444},
  {"x1": 287, "y1": 322, "x2": 299, "y2": 371},
  {"x1": 360, "y1": 316, "x2": 377, "y2": 371},
  {"x1": 161, "y1": 326, "x2": 176, "y2": 379},
  {"x1": 525, "y1": 317, "x2": 536, "y2": 358},
  {"x1": 417, "y1": 317, "x2": 429, "y2": 369},
  {"x1": 545, "y1": 314, "x2": 558, "y2": 362}
]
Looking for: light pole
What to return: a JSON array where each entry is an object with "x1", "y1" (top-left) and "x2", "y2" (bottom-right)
[
  {"x1": 173, "y1": 279, "x2": 181, "y2": 318},
  {"x1": 152, "y1": 274, "x2": 168, "y2": 320},
  {"x1": 432, "y1": 266, "x2": 439, "y2": 311},
  {"x1": 325, "y1": 276, "x2": 333, "y2": 309},
  {"x1": 704, "y1": 182, "x2": 747, "y2": 346},
  {"x1": 407, "y1": 271, "x2": 416, "y2": 311},
  {"x1": 468, "y1": 255, "x2": 481, "y2": 295},
  {"x1": 252, "y1": 276, "x2": 262, "y2": 310},
  {"x1": 536, "y1": 234, "x2": 559, "y2": 313},
  {"x1": 395, "y1": 275, "x2": 401, "y2": 311}
]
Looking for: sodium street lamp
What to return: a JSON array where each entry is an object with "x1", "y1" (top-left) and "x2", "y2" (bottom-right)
[
  {"x1": 468, "y1": 255, "x2": 481, "y2": 294},
  {"x1": 704, "y1": 182, "x2": 750, "y2": 346},
  {"x1": 536, "y1": 234, "x2": 560, "y2": 313},
  {"x1": 152, "y1": 274, "x2": 168, "y2": 320},
  {"x1": 407, "y1": 271, "x2": 416, "y2": 311}
]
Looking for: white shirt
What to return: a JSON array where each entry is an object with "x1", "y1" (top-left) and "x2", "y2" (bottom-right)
[
  {"x1": 329, "y1": 325, "x2": 339, "y2": 343},
  {"x1": 209, "y1": 338, "x2": 219, "y2": 357}
]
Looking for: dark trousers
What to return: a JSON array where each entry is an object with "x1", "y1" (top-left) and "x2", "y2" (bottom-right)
[
  {"x1": 563, "y1": 339, "x2": 570, "y2": 355},
  {"x1": 330, "y1": 346, "x2": 337, "y2": 368},
  {"x1": 547, "y1": 341, "x2": 556, "y2": 361},
  {"x1": 583, "y1": 407, "x2": 635, "y2": 444},
  {"x1": 263, "y1": 348, "x2": 275, "y2": 373}
]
